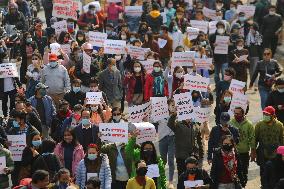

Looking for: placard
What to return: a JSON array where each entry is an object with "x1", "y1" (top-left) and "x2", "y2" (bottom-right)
[
  {"x1": 83, "y1": 51, "x2": 91, "y2": 73},
  {"x1": 187, "y1": 27, "x2": 199, "y2": 40},
  {"x1": 172, "y1": 51, "x2": 195, "y2": 69},
  {"x1": 237, "y1": 5, "x2": 255, "y2": 18},
  {"x1": 183, "y1": 75, "x2": 210, "y2": 92},
  {"x1": 229, "y1": 79, "x2": 246, "y2": 94},
  {"x1": 86, "y1": 92, "x2": 102, "y2": 104},
  {"x1": 150, "y1": 97, "x2": 169, "y2": 122},
  {"x1": 140, "y1": 59, "x2": 155, "y2": 74},
  {"x1": 184, "y1": 180, "x2": 204, "y2": 188},
  {"x1": 125, "y1": 6, "x2": 143, "y2": 16},
  {"x1": 61, "y1": 44, "x2": 71, "y2": 55},
  {"x1": 194, "y1": 107, "x2": 211, "y2": 123},
  {"x1": 128, "y1": 102, "x2": 151, "y2": 122},
  {"x1": 54, "y1": 20, "x2": 67, "y2": 35},
  {"x1": 158, "y1": 38, "x2": 167, "y2": 48},
  {"x1": 202, "y1": 7, "x2": 217, "y2": 20},
  {"x1": 174, "y1": 92, "x2": 195, "y2": 121},
  {"x1": 190, "y1": 20, "x2": 209, "y2": 34},
  {"x1": 134, "y1": 122, "x2": 156, "y2": 144},
  {"x1": 0, "y1": 63, "x2": 18, "y2": 78},
  {"x1": 88, "y1": 31, "x2": 107, "y2": 47},
  {"x1": 104, "y1": 40, "x2": 126, "y2": 54},
  {"x1": 7, "y1": 135, "x2": 26, "y2": 161},
  {"x1": 99, "y1": 123, "x2": 128, "y2": 143},
  {"x1": 127, "y1": 45, "x2": 147, "y2": 60},
  {"x1": 50, "y1": 43, "x2": 61, "y2": 55},
  {"x1": 146, "y1": 164, "x2": 160, "y2": 178},
  {"x1": 0, "y1": 156, "x2": 6, "y2": 174},
  {"x1": 214, "y1": 35, "x2": 229, "y2": 54},
  {"x1": 52, "y1": 0, "x2": 82, "y2": 20},
  {"x1": 229, "y1": 93, "x2": 248, "y2": 116},
  {"x1": 87, "y1": 173, "x2": 98, "y2": 180},
  {"x1": 194, "y1": 58, "x2": 212, "y2": 69}
]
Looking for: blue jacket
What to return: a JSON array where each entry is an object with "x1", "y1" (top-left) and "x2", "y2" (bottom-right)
[
  {"x1": 208, "y1": 125, "x2": 240, "y2": 161},
  {"x1": 28, "y1": 95, "x2": 56, "y2": 126}
]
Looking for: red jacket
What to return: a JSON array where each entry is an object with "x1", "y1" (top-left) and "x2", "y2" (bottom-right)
[
  {"x1": 77, "y1": 12, "x2": 99, "y2": 28},
  {"x1": 144, "y1": 73, "x2": 169, "y2": 101},
  {"x1": 124, "y1": 74, "x2": 146, "y2": 103}
]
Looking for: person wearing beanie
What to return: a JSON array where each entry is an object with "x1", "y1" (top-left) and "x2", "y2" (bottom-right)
[{"x1": 3, "y1": 2, "x2": 26, "y2": 30}]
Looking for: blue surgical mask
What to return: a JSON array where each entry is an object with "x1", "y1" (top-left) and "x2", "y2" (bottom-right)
[
  {"x1": 39, "y1": 89, "x2": 46, "y2": 96},
  {"x1": 13, "y1": 120, "x2": 20, "y2": 128},
  {"x1": 239, "y1": 16, "x2": 246, "y2": 22},
  {"x1": 73, "y1": 86, "x2": 81, "y2": 93},
  {"x1": 49, "y1": 61, "x2": 58, "y2": 68},
  {"x1": 88, "y1": 153, "x2": 97, "y2": 160},
  {"x1": 224, "y1": 97, "x2": 231, "y2": 103},
  {"x1": 278, "y1": 88, "x2": 284, "y2": 93},
  {"x1": 32, "y1": 140, "x2": 42, "y2": 147},
  {"x1": 106, "y1": 30, "x2": 112, "y2": 35},
  {"x1": 81, "y1": 118, "x2": 90, "y2": 126}
]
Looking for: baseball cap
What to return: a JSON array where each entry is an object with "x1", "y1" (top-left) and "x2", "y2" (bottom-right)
[
  {"x1": 220, "y1": 112, "x2": 230, "y2": 125},
  {"x1": 49, "y1": 54, "x2": 58, "y2": 61},
  {"x1": 263, "y1": 106, "x2": 275, "y2": 115},
  {"x1": 35, "y1": 83, "x2": 49, "y2": 90},
  {"x1": 277, "y1": 146, "x2": 284, "y2": 155}
]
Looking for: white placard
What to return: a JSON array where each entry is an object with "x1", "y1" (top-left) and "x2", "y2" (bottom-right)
[
  {"x1": 99, "y1": 123, "x2": 128, "y2": 143},
  {"x1": 146, "y1": 164, "x2": 160, "y2": 178},
  {"x1": 214, "y1": 35, "x2": 229, "y2": 54},
  {"x1": 88, "y1": 31, "x2": 107, "y2": 47},
  {"x1": 237, "y1": 5, "x2": 255, "y2": 18},
  {"x1": 238, "y1": 55, "x2": 249, "y2": 62},
  {"x1": 184, "y1": 180, "x2": 204, "y2": 187},
  {"x1": 229, "y1": 79, "x2": 246, "y2": 94},
  {"x1": 194, "y1": 107, "x2": 211, "y2": 123},
  {"x1": 61, "y1": 44, "x2": 71, "y2": 55},
  {"x1": 158, "y1": 38, "x2": 167, "y2": 48},
  {"x1": 86, "y1": 92, "x2": 102, "y2": 104},
  {"x1": 187, "y1": 27, "x2": 199, "y2": 40},
  {"x1": 150, "y1": 97, "x2": 169, "y2": 122},
  {"x1": 128, "y1": 102, "x2": 151, "y2": 123},
  {"x1": 183, "y1": 75, "x2": 210, "y2": 92},
  {"x1": 87, "y1": 173, "x2": 98, "y2": 180},
  {"x1": 140, "y1": 59, "x2": 155, "y2": 74},
  {"x1": 0, "y1": 63, "x2": 18, "y2": 78},
  {"x1": 229, "y1": 93, "x2": 248, "y2": 116},
  {"x1": 172, "y1": 51, "x2": 195, "y2": 68},
  {"x1": 104, "y1": 40, "x2": 126, "y2": 54},
  {"x1": 54, "y1": 20, "x2": 67, "y2": 35},
  {"x1": 161, "y1": 12, "x2": 167, "y2": 23},
  {"x1": 0, "y1": 156, "x2": 6, "y2": 174},
  {"x1": 202, "y1": 7, "x2": 217, "y2": 20},
  {"x1": 52, "y1": 0, "x2": 82, "y2": 20},
  {"x1": 127, "y1": 45, "x2": 147, "y2": 60},
  {"x1": 174, "y1": 92, "x2": 195, "y2": 121},
  {"x1": 194, "y1": 58, "x2": 212, "y2": 69},
  {"x1": 83, "y1": 51, "x2": 91, "y2": 74},
  {"x1": 83, "y1": 1, "x2": 101, "y2": 13},
  {"x1": 7, "y1": 135, "x2": 26, "y2": 161},
  {"x1": 190, "y1": 20, "x2": 209, "y2": 33},
  {"x1": 134, "y1": 122, "x2": 156, "y2": 144},
  {"x1": 50, "y1": 43, "x2": 61, "y2": 55},
  {"x1": 125, "y1": 6, "x2": 143, "y2": 16}
]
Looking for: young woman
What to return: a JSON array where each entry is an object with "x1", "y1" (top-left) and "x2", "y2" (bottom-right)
[
  {"x1": 164, "y1": 1, "x2": 176, "y2": 26},
  {"x1": 108, "y1": 107, "x2": 126, "y2": 123},
  {"x1": 75, "y1": 30, "x2": 86, "y2": 47},
  {"x1": 58, "y1": 31, "x2": 72, "y2": 45},
  {"x1": 54, "y1": 128, "x2": 85, "y2": 177},
  {"x1": 215, "y1": 90, "x2": 233, "y2": 125},
  {"x1": 172, "y1": 66, "x2": 184, "y2": 93}
]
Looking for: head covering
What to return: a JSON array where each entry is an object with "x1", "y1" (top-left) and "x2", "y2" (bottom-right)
[
  {"x1": 263, "y1": 106, "x2": 275, "y2": 115},
  {"x1": 277, "y1": 146, "x2": 284, "y2": 155},
  {"x1": 220, "y1": 112, "x2": 230, "y2": 125},
  {"x1": 49, "y1": 54, "x2": 58, "y2": 61}
]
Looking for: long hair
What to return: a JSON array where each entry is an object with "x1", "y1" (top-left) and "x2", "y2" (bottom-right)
[
  {"x1": 62, "y1": 128, "x2": 79, "y2": 147},
  {"x1": 140, "y1": 141, "x2": 158, "y2": 164}
]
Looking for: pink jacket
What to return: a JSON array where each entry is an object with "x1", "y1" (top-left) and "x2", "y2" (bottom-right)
[
  {"x1": 107, "y1": 3, "x2": 123, "y2": 21},
  {"x1": 54, "y1": 143, "x2": 85, "y2": 176}
]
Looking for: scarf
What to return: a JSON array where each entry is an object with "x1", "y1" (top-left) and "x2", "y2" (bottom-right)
[
  {"x1": 135, "y1": 176, "x2": 146, "y2": 186},
  {"x1": 221, "y1": 150, "x2": 237, "y2": 180},
  {"x1": 246, "y1": 31, "x2": 262, "y2": 46}
]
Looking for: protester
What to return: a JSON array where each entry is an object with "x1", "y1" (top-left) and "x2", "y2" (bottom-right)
[
  {"x1": 0, "y1": 144, "x2": 14, "y2": 188},
  {"x1": 63, "y1": 79, "x2": 85, "y2": 109}
]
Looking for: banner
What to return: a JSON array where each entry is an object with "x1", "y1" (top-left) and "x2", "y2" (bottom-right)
[
  {"x1": 187, "y1": 27, "x2": 199, "y2": 40},
  {"x1": 237, "y1": 5, "x2": 255, "y2": 18},
  {"x1": 134, "y1": 122, "x2": 156, "y2": 144},
  {"x1": 190, "y1": 20, "x2": 208, "y2": 33},
  {"x1": 61, "y1": 44, "x2": 71, "y2": 55},
  {"x1": 184, "y1": 180, "x2": 204, "y2": 188},
  {"x1": 174, "y1": 92, "x2": 195, "y2": 121},
  {"x1": 99, "y1": 123, "x2": 128, "y2": 143},
  {"x1": 125, "y1": 6, "x2": 143, "y2": 16},
  {"x1": 54, "y1": 20, "x2": 67, "y2": 35},
  {"x1": 83, "y1": 51, "x2": 91, "y2": 73},
  {"x1": 104, "y1": 40, "x2": 126, "y2": 54},
  {"x1": 194, "y1": 58, "x2": 212, "y2": 69},
  {"x1": 88, "y1": 31, "x2": 107, "y2": 47},
  {"x1": 140, "y1": 59, "x2": 155, "y2": 74},
  {"x1": 50, "y1": 43, "x2": 61, "y2": 55},
  {"x1": 0, "y1": 63, "x2": 18, "y2": 78},
  {"x1": 150, "y1": 97, "x2": 169, "y2": 122},
  {"x1": 214, "y1": 35, "x2": 229, "y2": 54},
  {"x1": 127, "y1": 45, "x2": 148, "y2": 60},
  {"x1": 194, "y1": 107, "x2": 211, "y2": 123},
  {"x1": 128, "y1": 102, "x2": 151, "y2": 122},
  {"x1": 202, "y1": 7, "x2": 217, "y2": 20},
  {"x1": 229, "y1": 79, "x2": 246, "y2": 94},
  {"x1": 86, "y1": 92, "x2": 102, "y2": 104},
  {"x1": 229, "y1": 93, "x2": 248, "y2": 116},
  {"x1": 183, "y1": 75, "x2": 210, "y2": 92},
  {"x1": 7, "y1": 135, "x2": 26, "y2": 161},
  {"x1": 52, "y1": 0, "x2": 82, "y2": 20},
  {"x1": 172, "y1": 51, "x2": 195, "y2": 70},
  {"x1": 0, "y1": 156, "x2": 5, "y2": 174}
]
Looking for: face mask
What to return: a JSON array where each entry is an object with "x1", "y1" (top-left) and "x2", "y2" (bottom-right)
[
  {"x1": 13, "y1": 120, "x2": 20, "y2": 128},
  {"x1": 278, "y1": 88, "x2": 284, "y2": 93},
  {"x1": 39, "y1": 89, "x2": 46, "y2": 96},
  {"x1": 136, "y1": 167, "x2": 148, "y2": 176},
  {"x1": 115, "y1": 55, "x2": 121, "y2": 61},
  {"x1": 234, "y1": 115, "x2": 244, "y2": 123},
  {"x1": 77, "y1": 52, "x2": 83, "y2": 61},
  {"x1": 230, "y1": 7, "x2": 236, "y2": 11},
  {"x1": 134, "y1": 67, "x2": 141, "y2": 73},
  {"x1": 216, "y1": 5, "x2": 223, "y2": 9},
  {"x1": 186, "y1": 168, "x2": 197, "y2": 175},
  {"x1": 168, "y1": 4, "x2": 173, "y2": 8},
  {"x1": 88, "y1": 153, "x2": 97, "y2": 160},
  {"x1": 269, "y1": 11, "x2": 275, "y2": 15},
  {"x1": 237, "y1": 46, "x2": 243, "y2": 50},
  {"x1": 224, "y1": 96, "x2": 231, "y2": 103},
  {"x1": 32, "y1": 140, "x2": 42, "y2": 147},
  {"x1": 192, "y1": 96, "x2": 199, "y2": 102},
  {"x1": 187, "y1": 68, "x2": 193, "y2": 73},
  {"x1": 106, "y1": 30, "x2": 112, "y2": 35},
  {"x1": 49, "y1": 61, "x2": 58, "y2": 68},
  {"x1": 263, "y1": 115, "x2": 271, "y2": 122},
  {"x1": 32, "y1": 60, "x2": 38, "y2": 65},
  {"x1": 111, "y1": 65, "x2": 117, "y2": 71},
  {"x1": 153, "y1": 67, "x2": 161, "y2": 72},
  {"x1": 143, "y1": 150, "x2": 153, "y2": 157},
  {"x1": 113, "y1": 115, "x2": 121, "y2": 122},
  {"x1": 89, "y1": 10, "x2": 95, "y2": 15},
  {"x1": 91, "y1": 106, "x2": 98, "y2": 111},
  {"x1": 90, "y1": 86, "x2": 99, "y2": 92},
  {"x1": 73, "y1": 86, "x2": 81, "y2": 93},
  {"x1": 224, "y1": 75, "x2": 231, "y2": 81},
  {"x1": 121, "y1": 35, "x2": 127, "y2": 40},
  {"x1": 222, "y1": 144, "x2": 233, "y2": 151},
  {"x1": 239, "y1": 16, "x2": 246, "y2": 22},
  {"x1": 175, "y1": 73, "x2": 183, "y2": 79},
  {"x1": 77, "y1": 36, "x2": 84, "y2": 41},
  {"x1": 26, "y1": 38, "x2": 32, "y2": 43},
  {"x1": 200, "y1": 41, "x2": 207, "y2": 46},
  {"x1": 130, "y1": 37, "x2": 136, "y2": 42},
  {"x1": 81, "y1": 118, "x2": 90, "y2": 126},
  {"x1": 217, "y1": 28, "x2": 225, "y2": 34}
]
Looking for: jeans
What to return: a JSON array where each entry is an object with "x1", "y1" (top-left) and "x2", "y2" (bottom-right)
[
  {"x1": 159, "y1": 135, "x2": 175, "y2": 182},
  {"x1": 218, "y1": 183, "x2": 235, "y2": 189},
  {"x1": 239, "y1": 152, "x2": 250, "y2": 186},
  {"x1": 258, "y1": 85, "x2": 271, "y2": 110},
  {"x1": 249, "y1": 57, "x2": 259, "y2": 86},
  {"x1": 214, "y1": 63, "x2": 228, "y2": 85},
  {"x1": 2, "y1": 89, "x2": 16, "y2": 117}
]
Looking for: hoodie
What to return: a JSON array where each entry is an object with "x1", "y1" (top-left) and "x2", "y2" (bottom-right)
[{"x1": 146, "y1": 10, "x2": 163, "y2": 33}]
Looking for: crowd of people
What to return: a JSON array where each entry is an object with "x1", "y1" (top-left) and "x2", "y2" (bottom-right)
[{"x1": 0, "y1": 0, "x2": 284, "y2": 188}]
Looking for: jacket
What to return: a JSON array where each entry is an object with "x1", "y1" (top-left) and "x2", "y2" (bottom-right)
[
  {"x1": 54, "y1": 143, "x2": 85, "y2": 177},
  {"x1": 28, "y1": 95, "x2": 56, "y2": 127},
  {"x1": 159, "y1": 34, "x2": 173, "y2": 59},
  {"x1": 228, "y1": 48, "x2": 249, "y2": 82},
  {"x1": 229, "y1": 118, "x2": 255, "y2": 153},
  {"x1": 63, "y1": 90, "x2": 85, "y2": 109},
  {"x1": 177, "y1": 168, "x2": 212, "y2": 189},
  {"x1": 77, "y1": 12, "x2": 99, "y2": 29},
  {"x1": 74, "y1": 123, "x2": 100, "y2": 149},
  {"x1": 75, "y1": 59, "x2": 100, "y2": 87},
  {"x1": 207, "y1": 125, "x2": 240, "y2": 161},
  {"x1": 144, "y1": 73, "x2": 169, "y2": 101},
  {"x1": 266, "y1": 90, "x2": 284, "y2": 124},
  {"x1": 146, "y1": 10, "x2": 163, "y2": 33},
  {"x1": 0, "y1": 145, "x2": 14, "y2": 188},
  {"x1": 76, "y1": 154, "x2": 112, "y2": 189},
  {"x1": 107, "y1": 3, "x2": 123, "y2": 21},
  {"x1": 263, "y1": 155, "x2": 284, "y2": 189},
  {"x1": 124, "y1": 74, "x2": 146, "y2": 103},
  {"x1": 261, "y1": 13, "x2": 282, "y2": 36}
]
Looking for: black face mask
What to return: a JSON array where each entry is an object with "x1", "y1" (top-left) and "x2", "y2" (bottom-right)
[
  {"x1": 143, "y1": 150, "x2": 153, "y2": 157},
  {"x1": 222, "y1": 144, "x2": 233, "y2": 151},
  {"x1": 186, "y1": 167, "x2": 197, "y2": 175},
  {"x1": 136, "y1": 167, "x2": 148, "y2": 176}
]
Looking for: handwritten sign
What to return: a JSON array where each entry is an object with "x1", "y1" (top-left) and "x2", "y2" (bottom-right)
[
  {"x1": 54, "y1": 20, "x2": 67, "y2": 35},
  {"x1": 128, "y1": 102, "x2": 151, "y2": 122},
  {"x1": 0, "y1": 156, "x2": 6, "y2": 174},
  {"x1": 146, "y1": 164, "x2": 160, "y2": 178},
  {"x1": 150, "y1": 97, "x2": 169, "y2": 122},
  {"x1": 229, "y1": 79, "x2": 246, "y2": 94},
  {"x1": 127, "y1": 45, "x2": 147, "y2": 60},
  {"x1": 158, "y1": 38, "x2": 167, "y2": 48},
  {"x1": 88, "y1": 31, "x2": 107, "y2": 47},
  {"x1": 104, "y1": 40, "x2": 126, "y2": 54},
  {"x1": 61, "y1": 44, "x2": 71, "y2": 55},
  {"x1": 172, "y1": 51, "x2": 195, "y2": 69},
  {"x1": 183, "y1": 75, "x2": 210, "y2": 92},
  {"x1": 194, "y1": 107, "x2": 211, "y2": 123},
  {"x1": 174, "y1": 92, "x2": 195, "y2": 121},
  {"x1": 0, "y1": 63, "x2": 18, "y2": 78},
  {"x1": 125, "y1": 6, "x2": 143, "y2": 16},
  {"x1": 86, "y1": 92, "x2": 102, "y2": 104},
  {"x1": 184, "y1": 180, "x2": 204, "y2": 188},
  {"x1": 99, "y1": 123, "x2": 128, "y2": 143},
  {"x1": 214, "y1": 35, "x2": 229, "y2": 54},
  {"x1": 190, "y1": 20, "x2": 208, "y2": 33},
  {"x1": 140, "y1": 59, "x2": 155, "y2": 74},
  {"x1": 203, "y1": 7, "x2": 217, "y2": 20},
  {"x1": 237, "y1": 5, "x2": 255, "y2": 18},
  {"x1": 229, "y1": 93, "x2": 248, "y2": 116},
  {"x1": 52, "y1": 0, "x2": 82, "y2": 20},
  {"x1": 187, "y1": 27, "x2": 199, "y2": 40},
  {"x1": 7, "y1": 135, "x2": 26, "y2": 161},
  {"x1": 134, "y1": 122, "x2": 156, "y2": 144},
  {"x1": 50, "y1": 43, "x2": 61, "y2": 55},
  {"x1": 238, "y1": 55, "x2": 248, "y2": 62},
  {"x1": 83, "y1": 51, "x2": 91, "y2": 74},
  {"x1": 194, "y1": 58, "x2": 212, "y2": 69}
]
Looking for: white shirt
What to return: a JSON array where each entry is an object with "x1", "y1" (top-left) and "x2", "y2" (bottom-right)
[{"x1": 4, "y1": 78, "x2": 15, "y2": 92}]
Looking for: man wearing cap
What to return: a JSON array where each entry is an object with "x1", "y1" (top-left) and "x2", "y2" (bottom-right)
[
  {"x1": 208, "y1": 112, "x2": 239, "y2": 164},
  {"x1": 28, "y1": 83, "x2": 56, "y2": 139},
  {"x1": 254, "y1": 105, "x2": 284, "y2": 187},
  {"x1": 3, "y1": 2, "x2": 26, "y2": 30},
  {"x1": 41, "y1": 53, "x2": 71, "y2": 109},
  {"x1": 266, "y1": 78, "x2": 284, "y2": 124}
]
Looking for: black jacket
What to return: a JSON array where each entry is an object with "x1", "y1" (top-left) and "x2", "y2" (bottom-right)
[
  {"x1": 261, "y1": 14, "x2": 282, "y2": 36},
  {"x1": 266, "y1": 90, "x2": 284, "y2": 124},
  {"x1": 75, "y1": 60, "x2": 100, "y2": 87},
  {"x1": 263, "y1": 155, "x2": 284, "y2": 189},
  {"x1": 63, "y1": 90, "x2": 85, "y2": 109}
]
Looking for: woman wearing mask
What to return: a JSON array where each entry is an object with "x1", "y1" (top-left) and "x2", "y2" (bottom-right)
[
  {"x1": 142, "y1": 31, "x2": 160, "y2": 57},
  {"x1": 76, "y1": 143, "x2": 112, "y2": 189},
  {"x1": 249, "y1": 48, "x2": 282, "y2": 110},
  {"x1": 109, "y1": 107, "x2": 125, "y2": 123},
  {"x1": 126, "y1": 160, "x2": 156, "y2": 189},
  {"x1": 50, "y1": 168, "x2": 77, "y2": 189},
  {"x1": 164, "y1": 1, "x2": 176, "y2": 27},
  {"x1": 54, "y1": 128, "x2": 85, "y2": 177},
  {"x1": 168, "y1": 21, "x2": 183, "y2": 50},
  {"x1": 119, "y1": 30, "x2": 129, "y2": 42},
  {"x1": 210, "y1": 135, "x2": 245, "y2": 189},
  {"x1": 75, "y1": 30, "x2": 86, "y2": 47},
  {"x1": 124, "y1": 61, "x2": 146, "y2": 106},
  {"x1": 58, "y1": 31, "x2": 72, "y2": 45},
  {"x1": 172, "y1": 66, "x2": 184, "y2": 93},
  {"x1": 215, "y1": 90, "x2": 233, "y2": 125}
]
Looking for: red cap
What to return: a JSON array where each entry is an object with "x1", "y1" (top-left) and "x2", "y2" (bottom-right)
[
  {"x1": 49, "y1": 54, "x2": 58, "y2": 61},
  {"x1": 88, "y1": 143, "x2": 98, "y2": 150},
  {"x1": 263, "y1": 106, "x2": 275, "y2": 115}
]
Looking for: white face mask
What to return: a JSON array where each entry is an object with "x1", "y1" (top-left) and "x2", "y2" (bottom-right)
[
  {"x1": 175, "y1": 72, "x2": 183, "y2": 79},
  {"x1": 113, "y1": 115, "x2": 121, "y2": 122},
  {"x1": 237, "y1": 46, "x2": 243, "y2": 50},
  {"x1": 32, "y1": 60, "x2": 38, "y2": 65},
  {"x1": 91, "y1": 106, "x2": 98, "y2": 111},
  {"x1": 111, "y1": 65, "x2": 117, "y2": 71},
  {"x1": 115, "y1": 55, "x2": 121, "y2": 61},
  {"x1": 134, "y1": 67, "x2": 141, "y2": 73},
  {"x1": 217, "y1": 28, "x2": 225, "y2": 34},
  {"x1": 216, "y1": 16, "x2": 222, "y2": 21},
  {"x1": 121, "y1": 35, "x2": 127, "y2": 40},
  {"x1": 269, "y1": 11, "x2": 275, "y2": 15}
]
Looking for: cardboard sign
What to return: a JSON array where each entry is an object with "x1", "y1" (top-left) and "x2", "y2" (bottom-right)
[
  {"x1": 158, "y1": 38, "x2": 167, "y2": 48},
  {"x1": 0, "y1": 63, "x2": 18, "y2": 78},
  {"x1": 127, "y1": 45, "x2": 147, "y2": 60},
  {"x1": 214, "y1": 35, "x2": 229, "y2": 54},
  {"x1": 229, "y1": 93, "x2": 248, "y2": 116},
  {"x1": 203, "y1": 7, "x2": 217, "y2": 20},
  {"x1": 52, "y1": 0, "x2": 82, "y2": 20},
  {"x1": 104, "y1": 40, "x2": 126, "y2": 54},
  {"x1": 54, "y1": 20, "x2": 67, "y2": 35},
  {"x1": 128, "y1": 102, "x2": 151, "y2": 122},
  {"x1": 83, "y1": 51, "x2": 91, "y2": 74},
  {"x1": 237, "y1": 5, "x2": 255, "y2": 18},
  {"x1": 61, "y1": 44, "x2": 71, "y2": 55},
  {"x1": 134, "y1": 122, "x2": 156, "y2": 144},
  {"x1": 7, "y1": 135, "x2": 26, "y2": 161},
  {"x1": 86, "y1": 92, "x2": 102, "y2": 104},
  {"x1": 146, "y1": 164, "x2": 160, "y2": 178},
  {"x1": 0, "y1": 156, "x2": 6, "y2": 174},
  {"x1": 229, "y1": 79, "x2": 246, "y2": 94},
  {"x1": 88, "y1": 31, "x2": 107, "y2": 47},
  {"x1": 194, "y1": 58, "x2": 212, "y2": 69},
  {"x1": 125, "y1": 6, "x2": 143, "y2": 16},
  {"x1": 172, "y1": 51, "x2": 195, "y2": 68},
  {"x1": 190, "y1": 20, "x2": 208, "y2": 33},
  {"x1": 50, "y1": 43, "x2": 61, "y2": 55},
  {"x1": 140, "y1": 59, "x2": 155, "y2": 74},
  {"x1": 150, "y1": 97, "x2": 169, "y2": 122},
  {"x1": 183, "y1": 75, "x2": 210, "y2": 92},
  {"x1": 184, "y1": 180, "x2": 204, "y2": 187},
  {"x1": 99, "y1": 123, "x2": 128, "y2": 143},
  {"x1": 194, "y1": 107, "x2": 211, "y2": 123},
  {"x1": 187, "y1": 27, "x2": 199, "y2": 40},
  {"x1": 174, "y1": 92, "x2": 195, "y2": 121}
]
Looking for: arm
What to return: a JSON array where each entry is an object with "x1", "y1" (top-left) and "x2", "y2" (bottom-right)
[
  {"x1": 207, "y1": 128, "x2": 215, "y2": 161},
  {"x1": 125, "y1": 137, "x2": 136, "y2": 160},
  {"x1": 167, "y1": 114, "x2": 177, "y2": 132},
  {"x1": 274, "y1": 61, "x2": 282, "y2": 77},
  {"x1": 248, "y1": 122, "x2": 256, "y2": 151},
  {"x1": 102, "y1": 155, "x2": 112, "y2": 189},
  {"x1": 250, "y1": 63, "x2": 260, "y2": 86},
  {"x1": 24, "y1": 1, "x2": 31, "y2": 17}
]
